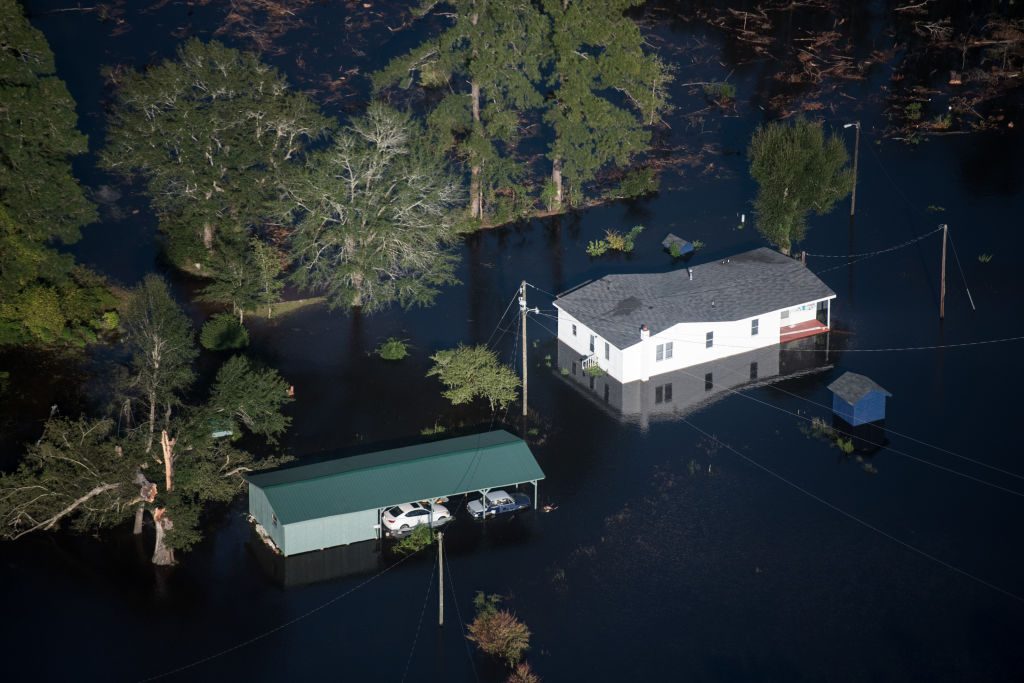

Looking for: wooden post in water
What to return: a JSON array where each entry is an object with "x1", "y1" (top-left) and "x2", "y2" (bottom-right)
[
  {"x1": 801, "y1": 250, "x2": 807, "y2": 266},
  {"x1": 940, "y1": 224, "x2": 948, "y2": 319},
  {"x1": 520, "y1": 281, "x2": 528, "y2": 417},
  {"x1": 437, "y1": 531, "x2": 444, "y2": 627}
]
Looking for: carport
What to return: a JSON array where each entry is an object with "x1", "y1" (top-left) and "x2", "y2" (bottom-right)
[{"x1": 247, "y1": 430, "x2": 545, "y2": 556}]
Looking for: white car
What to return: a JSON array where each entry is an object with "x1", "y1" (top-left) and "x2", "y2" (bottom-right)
[{"x1": 382, "y1": 502, "x2": 451, "y2": 532}]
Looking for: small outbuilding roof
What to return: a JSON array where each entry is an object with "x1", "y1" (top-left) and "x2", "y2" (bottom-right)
[
  {"x1": 246, "y1": 430, "x2": 544, "y2": 524},
  {"x1": 554, "y1": 247, "x2": 835, "y2": 349},
  {"x1": 661, "y1": 233, "x2": 694, "y2": 255},
  {"x1": 827, "y1": 371, "x2": 891, "y2": 404}
]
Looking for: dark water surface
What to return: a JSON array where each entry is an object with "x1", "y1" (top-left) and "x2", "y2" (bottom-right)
[{"x1": 3, "y1": 1, "x2": 1024, "y2": 681}]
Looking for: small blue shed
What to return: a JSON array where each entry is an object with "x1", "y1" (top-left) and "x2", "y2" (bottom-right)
[
  {"x1": 827, "y1": 372, "x2": 891, "y2": 426},
  {"x1": 661, "y1": 233, "x2": 694, "y2": 257}
]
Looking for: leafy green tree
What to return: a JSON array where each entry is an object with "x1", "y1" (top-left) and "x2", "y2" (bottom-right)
[
  {"x1": 122, "y1": 275, "x2": 198, "y2": 453},
  {"x1": 101, "y1": 39, "x2": 330, "y2": 270},
  {"x1": 1, "y1": 313, "x2": 292, "y2": 565},
  {"x1": 0, "y1": 417, "x2": 140, "y2": 540},
  {"x1": 542, "y1": 0, "x2": 673, "y2": 209},
  {"x1": 286, "y1": 104, "x2": 465, "y2": 311},
  {"x1": 427, "y1": 344, "x2": 519, "y2": 410},
  {"x1": 205, "y1": 355, "x2": 291, "y2": 443},
  {"x1": 0, "y1": 0, "x2": 96, "y2": 243},
  {"x1": 748, "y1": 118, "x2": 853, "y2": 254},
  {"x1": 374, "y1": 0, "x2": 548, "y2": 220},
  {"x1": 0, "y1": 2, "x2": 115, "y2": 346},
  {"x1": 250, "y1": 237, "x2": 285, "y2": 316}
]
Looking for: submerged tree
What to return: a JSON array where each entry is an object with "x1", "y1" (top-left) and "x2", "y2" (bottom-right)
[
  {"x1": 427, "y1": 344, "x2": 519, "y2": 411},
  {"x1": 542, "y1": 0, "x2": 673, "y2": 209},
  {"x1": 748, "y1": 118, "x2": 853, "y2": 254},
  {"x1": 286, "y1": 104, "x2": 465, "y2": 311},
  {"x1": 467, "y1": 592, "x2": 532, "y2": 668},
  {"x1": 0, "y1": 284, "x2": 292, "y2": 565},
  {"x1": 0, "y1": 0, "x2": 115, "y2": 346},
  {"x1": 374, "y1": 0, "x2": 547, "y2": 221},
  {"x1": 101, "y1": 39, "x2": 330, "y2": 271}
]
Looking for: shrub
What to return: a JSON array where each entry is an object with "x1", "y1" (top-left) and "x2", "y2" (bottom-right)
[
  {"x1": 428, "y1": 345, "x2": 520, "y2": 410},
  {"x1": 584, "y1": 365, "x2": 605, "y2": 377},
  {"x1": 606, "y1": 168, "x2": 658, "y2": 199},
  {"x1": 393, "y1": 524, "x2": 434, "y2": 555},
  {"x1": 420, "y1": 422, "x2": 446, "y2": 436},
  {"x1": 586, "y1": 240, "x2": 609, "y2": 257},
  {"x1": 703, "y1": 81, "x2": 736, "y2": 101},
  {"x1": 507, "y1": 662, "x2": 540, "y2": 683},
  {"x1": 376, "y1": 337, "x2": 409, "y2": 360},
  {"x1": 200, "y1": 313, "x2": 249, "y2": 351},
  {"x1": 467, "y1": 592, "x2": 531, "y2": 667},
  {"x1": 99, "y1": 310, "x2": 120, "y2": 331}
]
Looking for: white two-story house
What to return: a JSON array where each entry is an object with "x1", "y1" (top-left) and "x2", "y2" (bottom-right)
[{"x1": 554, "y1": 247, "x2": 836, "y2": 383}]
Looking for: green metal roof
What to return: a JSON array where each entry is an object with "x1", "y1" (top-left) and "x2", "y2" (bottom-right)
[{"x1": 246, "y1": 430, "x2": 545, "y2": 524}]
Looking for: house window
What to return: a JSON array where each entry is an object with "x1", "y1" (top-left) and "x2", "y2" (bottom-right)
[
  {"x1": 656, "y1": 383, "x2": 673, "y2": 404},
  {"x1": 751, "y1": 319, "x2": 759, "y2": 336},
  {"x1": 705, "y1": 331, "x2": 714, "y2": 348},
  {"x1": 604, "y1": 384, "x2": 610, "y2": 403},
  {"x1": 589, "y1": 376, "x2": 595, "y2": 390},
  {"x1": 704, "y1": 372, "x2": 713, "y2": 391},
  {"x1": 589, "y1": 334, "x2": 596, "y2": 353},
  {"x1": 665, "y1": 342, "x2": 673, "y2": 359},
  {"x1": 571, "y1": 361, "x2": 577, "y2": 376},
  {"x1": 605, "y1": 341, "x2": 610, "y2": 360},
  {"x1": 750, "y1": 362, "x2": 758, "y2": 380},
  {"x1": 656, "y1": 344, "x2": 664, "y2": 362},
  {"x1": 572, "y1": 324, "x2": 577, "y2": 336},
  {"x1": 781, "y1": 309, "x2": 790, "y2": 320}
]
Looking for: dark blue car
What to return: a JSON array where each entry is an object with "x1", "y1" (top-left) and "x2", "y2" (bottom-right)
[{"x1": 466, "y1": 490, "x2": 532, "y2": 519}]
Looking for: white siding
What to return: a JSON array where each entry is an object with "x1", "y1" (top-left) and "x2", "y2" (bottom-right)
[
  {"x1": 556, "y1": 307, "x2": 625, "y2": 380},
  {"x1": 555, "y1": 297, "x2": 832, "y2": 383}
]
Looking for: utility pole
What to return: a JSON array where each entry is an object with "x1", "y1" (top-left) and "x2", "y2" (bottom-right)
[
  {"x1": 844, "y1": 121, "x2": 861, "y2": 217},
  {"x1": 520, "y1": 281, "x2": 528, "y2": 417},
  {"x1": 939, "y1": 224, "x2": 948, "y2": 319},
  {"x1": 437, "y1": 531, "x2": 444, "y2": 627}
]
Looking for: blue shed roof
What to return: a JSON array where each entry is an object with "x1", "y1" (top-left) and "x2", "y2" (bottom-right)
[
  {"x1": 246, "y1": 431, "x2": 544, "y2": 524},
  {"x1": 827, "y1": 372, "x2": 891, "y2": 404}
]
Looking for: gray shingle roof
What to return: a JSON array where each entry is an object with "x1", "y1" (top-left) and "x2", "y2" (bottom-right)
[
  {"x1": 554, "y1": 247, "x2": 835, "y2": 349},
  {"x1": 827, "y1": 371, "x2": 891, "y2": 404}
]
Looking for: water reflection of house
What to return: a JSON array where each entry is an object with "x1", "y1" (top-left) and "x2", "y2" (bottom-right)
[
  {"x1": 556, "y1": 337, "x2": 832, "y2": 428},
  {"x1": 554, "y1": 248, "x2": 835, "y2": 383}
]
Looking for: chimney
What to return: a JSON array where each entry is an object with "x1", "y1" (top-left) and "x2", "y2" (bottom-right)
[
  {"x1": 687, "y1": 267, "x2": 693, "y2": 281},
  {"x1": 640, "y1": 324, "x2": 650, "y2": 341}
]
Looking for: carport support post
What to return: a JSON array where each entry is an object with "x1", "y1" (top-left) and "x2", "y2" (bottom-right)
[
  {"x1": 533, "y1": 481, "x2": 538, "y2": 510},
  {"x1": 437, "y1": 531, "x2": 444, "y2": 627}
]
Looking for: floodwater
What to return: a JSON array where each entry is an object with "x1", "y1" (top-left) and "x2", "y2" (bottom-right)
[{"x1": 3, "y1": 1, "x2": 1024, "y2": 681}]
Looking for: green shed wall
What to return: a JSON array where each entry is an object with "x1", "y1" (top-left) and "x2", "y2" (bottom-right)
[
  {"x1": 249, "y1": 485, "x2": 285, "y2": 551},
  {"x1": 281, "y1": 509, "x2": 379, "y2": 556}
]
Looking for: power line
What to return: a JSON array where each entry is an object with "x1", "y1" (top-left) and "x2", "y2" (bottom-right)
[
  {"x1": 804, "y1": 226, "x2": 943, "y2": 259},
  {"x1": 445, "y1": 554, "x2": 481, "y2": 683},
  {"x1": 681, "y1": 418, "x2": 1024, "y2": 604},
  {"x1": 720, "y1": 362, "x2": 1024, "y2": 483},
  {"x1": 400, "y1": 552, "x2": 437, "y2": 683},
  {"x1": 536, "y1": 308, "x2": 1024, "y2": 493},
  {"x1": 525, "y1": 282, "x2": 559, "y2": 299},
  {"x1": 529, "y1": 309, "x2": 1024, "y2": 354},
  {"x1": 486, "y1": 289, "x2": 522, "y2": 348},
  {"x1": 137, "y1": 548, "x2": 427, "y2": 682},
  {"x1": 946, "y1": 228, "x2": 977, "y2": 311},
  {"x1": 661, "y1": 362, "x2": 1024, "y2": 499}
]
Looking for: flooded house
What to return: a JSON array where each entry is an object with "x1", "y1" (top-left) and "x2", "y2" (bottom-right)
[
  {"x1": 554, "y1": 247, "x2": 836, "y2": 383},
  {"x1": 556, "y1": 339, "x2": 833, "y2": 428}
]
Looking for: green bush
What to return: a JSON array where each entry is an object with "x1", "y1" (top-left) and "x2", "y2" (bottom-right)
[
  {"x1": 586, "y1": 240, "x2": 609, "y2": 257},
  {"x1": 376, "y1": 337, "x2": 409, "y2": 360},
  {"x1": 99, "y1": 310, "x2": 120, "y2": 331},
  {"x1": 607, "y1": 168, "x2": 658, "y2": 199},
  {"x1": 703, "y1": 81, "x2": 736, "y2": 101},
  {"x1": 200, "y1": 313, "x2": 249, "y2": 351},
  {"x1": 393, "y1": 524, "x2": 434, "y2": 555}
]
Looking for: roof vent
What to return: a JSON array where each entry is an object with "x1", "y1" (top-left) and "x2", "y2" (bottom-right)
[
  {"x1": 687, "y1": 267, "x2": 693, "y2": 281},
  {"x1": 640, "y1": 324, "x2": 650, "y2": 341}
]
